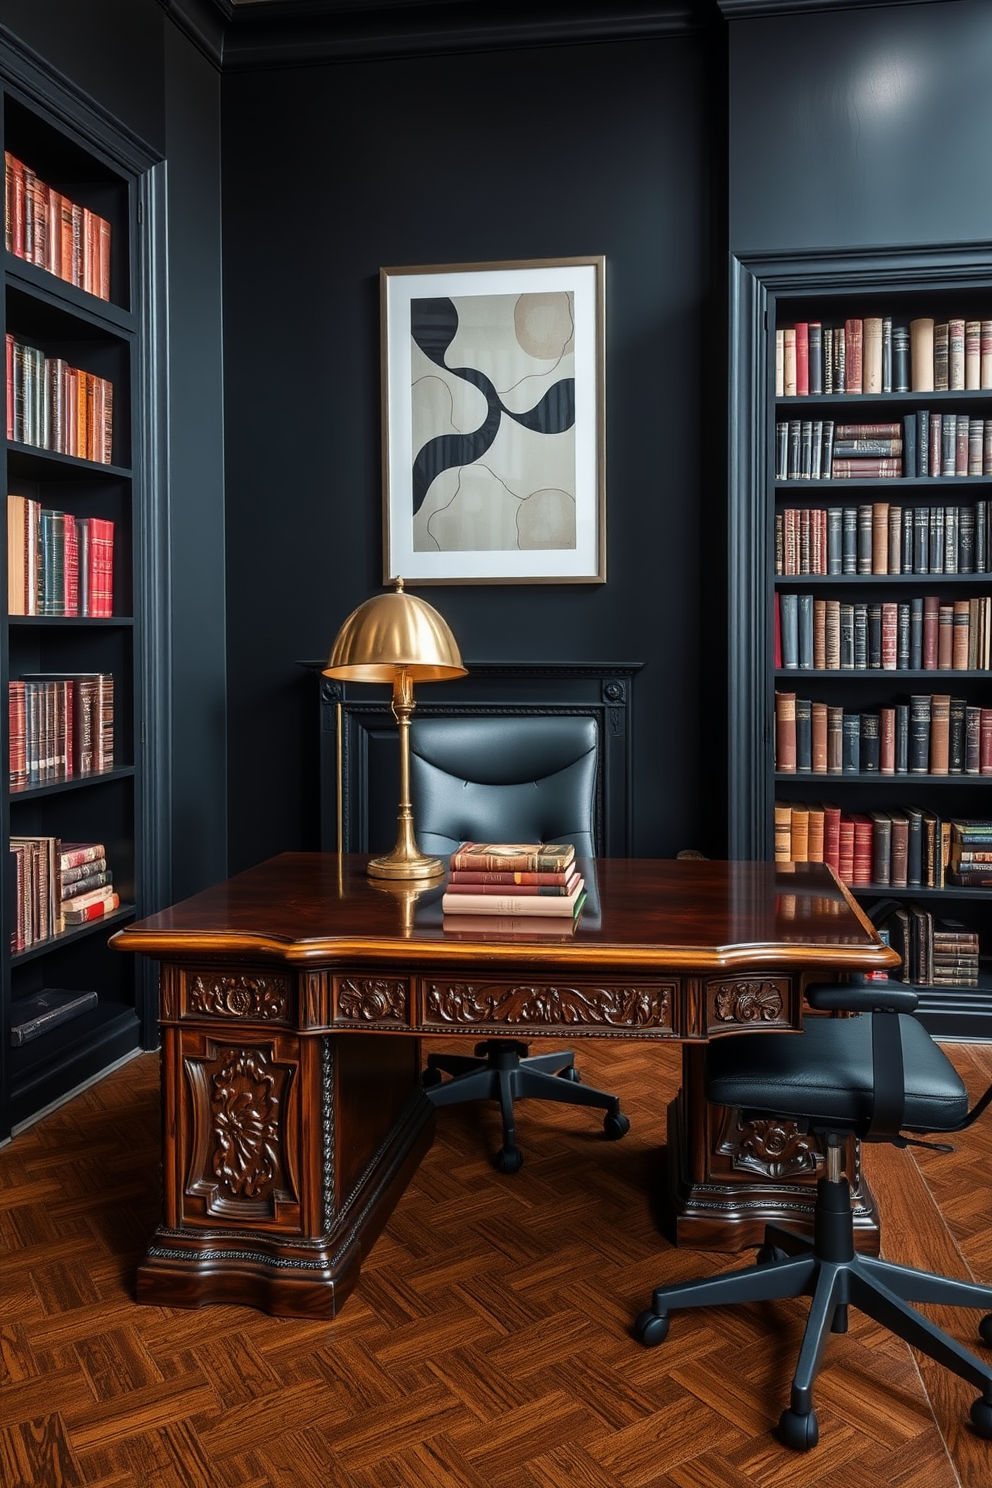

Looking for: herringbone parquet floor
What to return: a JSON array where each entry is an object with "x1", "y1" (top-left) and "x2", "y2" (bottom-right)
[{"x1": 3, "y1": 1035, "x2": 992, "y2": 1487}]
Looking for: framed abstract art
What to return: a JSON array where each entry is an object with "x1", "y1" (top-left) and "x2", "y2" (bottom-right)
[{"x1": 380, "y1": 256, "x2": 606, "y2": 585}]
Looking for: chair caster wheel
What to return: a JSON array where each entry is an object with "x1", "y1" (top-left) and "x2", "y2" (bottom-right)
[
  {"x1": 421, "y1": 1067, "x2": 443, "y2": 1088},
  {"x1": 558, "y1": 1066, "x2": 581, "y2": 1083},
  {"x1": 634, "y1": 1309, "x2": 670, "y2": 1346},
  {"x1": 603, "y1": 1112, "x2": 631, "y2": 1140},
  {"x1": 970, "y1": 1398, "x2": 992, "y2": 1438},
  {"x1": 778, "y1": 1407, "x2": 818, "y2": 1451},
  {"x1": 495, "y1": 1147, "x2": 523, "y2": 1174},
  {"x1": 979, "y1": 1314, "x2": 992, "y2": 1348}
]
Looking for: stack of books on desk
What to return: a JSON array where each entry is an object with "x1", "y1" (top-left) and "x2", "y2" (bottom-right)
[{"x1": 441, "y1": 842, "x2": 586, "y2": 931}]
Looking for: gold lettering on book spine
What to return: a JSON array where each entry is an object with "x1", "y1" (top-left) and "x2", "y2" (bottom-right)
[
  {"x1": 187, "y1": 972, "x2": 290, "y2": 1021},
  {"x1": 424, "y1": 981, "x2": 672, "y2": 1029},
  {"x1": 336, "y1": 977, "x2": 408, "y2": 1024},
  {"x1": 712, "y1": 980, "x2": 786, "y2": 1024}
]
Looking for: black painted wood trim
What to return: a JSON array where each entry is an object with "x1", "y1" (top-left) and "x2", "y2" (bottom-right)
[{"x1": 164, "y1": 0, "x2": 711, "y2": 71}]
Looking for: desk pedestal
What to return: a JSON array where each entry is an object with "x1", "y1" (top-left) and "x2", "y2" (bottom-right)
[
  {"x1": 667, "y1": 1046, "x2": 880, "y2": 1254},
  {"x1": 138, "y1": 1019, "x2": 434, "y2": 1318}
]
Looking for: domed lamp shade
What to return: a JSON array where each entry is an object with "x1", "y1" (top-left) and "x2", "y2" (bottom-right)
[{"x1": 323, "y1": 577, "x2": 466, "y2": 879}]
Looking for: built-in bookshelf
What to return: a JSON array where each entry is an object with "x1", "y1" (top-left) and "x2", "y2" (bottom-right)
[
  {"x1": 730, "y1": 246, "x2": 992, "y2": 1038},
  {"x1": 0, "y1": 55, "x2": 167, "y2": 1138}
]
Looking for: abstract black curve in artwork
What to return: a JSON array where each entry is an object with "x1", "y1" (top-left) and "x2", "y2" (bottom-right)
[{"x1": 410, "y1": 296, "x2": 575, "y2": 517}]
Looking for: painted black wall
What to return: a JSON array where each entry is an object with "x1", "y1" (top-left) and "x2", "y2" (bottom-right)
[
  {"x1": 221, "y1": 33, "x2": 722, "y2": 870},
  {"x1": 0, "y1": 0, "x2": 229, "y2": 904},
  {"x1": 729, "y1": 0, "x2": 992, "y2": 256}
]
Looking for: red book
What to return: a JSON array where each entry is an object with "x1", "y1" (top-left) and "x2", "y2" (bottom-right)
[
  {"x1": 844, "y1": 318, "x2": 864, "y2": 394},
  {"x1": 838, "y1": 815, "x2": 856, "y2": 884},
  {"x1": 61, "y1": 890, "x2": 119, "y2": 925},
  {"x1": 775, "y1": 692, "x2": 797, "y2": 773},
  {"x1": 794, "y1": 322, "x2": 809, "y2": 396},
  {"x1": 880, "y1": 602, "x2": 898, "y2": 669},
  {"x1": 922, "y1": 596, "x2": 940, "y2": 670},
  {"x1": 851, "y1": 814, "x2": 874, "y2": 885},
  {"x1": 981, "y1": 709, "x2": 992, "y2": 775},
  {"x1": 822, "y1": 803, "x2": 842, "y2": 874},
  {"x1": 5, "y1": 151, "x2": 25, "y2": 257},
  {"x1": 445, "y1": 872, "x2": 581, "y2": 897},
  {"x1": 59, "y1": 840, "x2": 106, "y2": 870},
  {"x1": 5, "y1": 330, "x2": 13, "y2": 441},
  {"x1": 879, "y1": 706, "x2": 896, "y2": 774}
]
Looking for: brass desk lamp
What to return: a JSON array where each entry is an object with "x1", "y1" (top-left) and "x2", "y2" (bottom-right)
[{"x1": 323, "y1": 577, "x2": 466, "y2": 880}]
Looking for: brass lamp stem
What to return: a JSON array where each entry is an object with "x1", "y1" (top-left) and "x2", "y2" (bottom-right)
[{"x1": 367, "y1": 668, "x2": 444, "y2": 881}]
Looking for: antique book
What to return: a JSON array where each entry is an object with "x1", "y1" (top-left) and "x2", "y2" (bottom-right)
[
  {"x1": 448, "y1": 842, "x2": 576, "y2": 874},
  {"x1": 10, "y1": 988, "x2": 97, "y2": 1045}
]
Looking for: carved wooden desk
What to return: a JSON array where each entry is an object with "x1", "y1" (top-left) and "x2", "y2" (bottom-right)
[{"x1": 111, "y1": 853, "x2": 897, "y2": 1319}]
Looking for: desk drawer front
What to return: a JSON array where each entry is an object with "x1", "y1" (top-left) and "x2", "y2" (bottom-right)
[
  {"x1": 704, "y1": 976, "x2": 794, "y2": 1035},
  {"x1": 171, "y1": 968, "x2": 295, "y2": 1024},
  {"x1": 420, "y1": 978, "x2": 676, "y2": 1035}
]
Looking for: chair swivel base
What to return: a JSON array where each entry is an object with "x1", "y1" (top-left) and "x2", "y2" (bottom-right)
[
  {"x1": 634, "y1": 1168, "x2": 992, "y2": 1450},
  {"x1": 423, "y1": 1038, "x2": 630, "y2": 1172}
]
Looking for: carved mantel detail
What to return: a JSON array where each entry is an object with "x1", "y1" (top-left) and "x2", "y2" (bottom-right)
[
  {"x1": 424, "y1": 980, "x2": 672, "y2": 1029},
  {"x1": 711, "y1": 980, "x2": 785, "y2": 1024},
  {"x1": 336, "y1": 977, "x2": 408, "y2": 1024},
  {"x1": 187, "y1": 972, "x2": 290, "y2": 1021},
  {"x1": 716, "y1": 1106, "x2": 822, "y2": 1179}
]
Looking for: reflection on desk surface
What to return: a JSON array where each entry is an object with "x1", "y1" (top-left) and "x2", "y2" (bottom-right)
[{"x1": 113, "y1": 854, "x2": 897, "y2": 973}]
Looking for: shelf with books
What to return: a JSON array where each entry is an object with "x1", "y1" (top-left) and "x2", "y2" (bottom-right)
[
  {"x1": 731, "y1": 249, "x2": 992, "y2": 1037},
  {"x1": 0, "y1": 63, "x2": 166, "y2": 1138}
]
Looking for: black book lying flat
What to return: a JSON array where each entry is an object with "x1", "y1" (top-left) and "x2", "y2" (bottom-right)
[{"x1": 10, "y1": 988, "x2": 98, "y2": 1045}]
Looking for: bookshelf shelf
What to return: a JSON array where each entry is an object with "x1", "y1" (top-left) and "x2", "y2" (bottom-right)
[
  {"x1": 0, "y1": 61, "x2": 166, "y2": 1138},
  {"x1": 730, "y1": 246, "x2": 992, "y2": 1035}
]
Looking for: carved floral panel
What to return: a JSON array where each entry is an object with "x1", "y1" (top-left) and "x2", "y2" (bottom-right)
[
  {"x1": 186, "y1": 972, "x2": 291, "y2": 1022},
  {"x1": 423, "y1": 979, "x2": 673, "y2": 1031}
]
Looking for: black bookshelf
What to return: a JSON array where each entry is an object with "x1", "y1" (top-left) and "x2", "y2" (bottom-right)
[
  {"x1": 0, "y1": 44, "x2": 169, "y2": 1138},
  {"x1": 730, "y1": 244, "x2": 992, "y2": 1038}
]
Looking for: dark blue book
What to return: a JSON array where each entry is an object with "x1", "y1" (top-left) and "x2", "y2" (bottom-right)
[
  {"x1": 840, "y1": 603, "x2": 855, "y2": 669},
  {"x1": 960, "y1": 505, "x2": 976, "y2": 573},
  {"x1": 826, "y1": 508, "x2": 843, "y2": 574},
  {"x1": 897, "y1": 603, "x2": 911, "y2": 670},
  {"x1": 901, "y1": 505, "x2": 915, "y2": 572},
  {"x1": 797, "y1": 593, "x2": 814, "y2": 669},
  {"x1": 842, "y1": 713, "x2": 861, "y2": 774},
  {"x1": 909, "y1": 695, "x2": 932, "y2": 773},
  {"x1": 867, "y1": 603, "x2": 882, "y2": 669},
  {"x1": 976, "y1": 501, "x2": 987, "y2": 573},
  {"x1": 779, "y1": 593, "x2": 799, "y2": 669},
  {"x1": 914, "y1": 507, "x2": 929, "y2": 574},
  {"x1": 795, "y1": 697, "x2": 812, "y2": 773},
  {"x1": 842, "y1": 506, "x2": 858, "y2": 573},
  {"x1": 860, "y1": 712, "x2": 881, "y2": 773},
  {"x1": 902, "y1": 413, "x2": 918, "y2": 478},
  {"x1": 910, "y1": 597, "x2": 924, "y2": 670},
  {"x1": 905, "y1": 806, "x2": 924, "y2": 885},
  {"x1": 917, "y1": 409, "x2": 930, "y2": 477},
  {"x1": 895, "y1": 703, "x2": 910, "y2": 773},
  {"x1": 893, "y1": 325, "x2": 910, "y2": 392}
]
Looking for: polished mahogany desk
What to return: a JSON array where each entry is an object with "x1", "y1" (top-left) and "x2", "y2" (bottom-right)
[{"x1": 112, "y1": 853, "x2": 898, "y2": 1319}]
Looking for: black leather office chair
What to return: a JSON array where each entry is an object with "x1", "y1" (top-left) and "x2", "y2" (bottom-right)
[
  {"x1": 411, "y1": 713, "x2": 630, "y2": 1173},
  {"x1": 634, "y1": 980, "x2": 992, "y2": 1450}
]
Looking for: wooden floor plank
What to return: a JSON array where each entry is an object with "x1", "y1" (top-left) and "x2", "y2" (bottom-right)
[{"x1": 0, "y1": 1036, "x2": 989, "y2": 1486}]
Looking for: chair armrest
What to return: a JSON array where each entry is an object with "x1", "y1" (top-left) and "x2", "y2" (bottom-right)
[{"x1": 805, "y1": 981, "x2": 919, "y2": 1015}]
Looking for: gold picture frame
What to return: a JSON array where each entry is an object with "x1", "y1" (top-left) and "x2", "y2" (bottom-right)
[{"x1": 380, "y1": 256, "x2": 606, "y2": 585}]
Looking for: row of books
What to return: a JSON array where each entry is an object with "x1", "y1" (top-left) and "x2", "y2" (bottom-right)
[
  {"x1": 5, "y1": 333, "x2": 114, "y2": 464},
  {"x1": 9, "y1": 673, "x2": 114, "y2": 788},
  {"x1": 774, "y1": 800, "x2": 966, "y2": 891},
  {"x1": 440, "y1": 842, "x2": 586, "y2": 923},
  {"x1": 774, "y1": 691, "x2": 992, "y2": 776},
  {"x1": 7, "y1": 495, "x2": 115, "y2": 617},
  {"x1": 9, "y1": 837, "x2": 119, "y2": 953},
  {"x1": 776, "y1": 316, "x2": 992, "y2": 397},
  {"x1": 776, "y1": 414, "x2": 992, "y2": 482},
  {"x1": 776, "y1": 502, "x2": 992, "y2": 576},
  {"x1": 775, "y1": 594, "x2": 992, "y2": 673},
  {"x1": 4, "y1": 151, "x2": 111, "y2": 301},
  {"x1": 875, "y1": 902, "x2": 980, "y2": 988}
]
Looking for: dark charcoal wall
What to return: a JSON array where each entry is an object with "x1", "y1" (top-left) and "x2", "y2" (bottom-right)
[
  {"x1": 0, "y1": 0, "x2": 228, "y2": 903},
  {"x1": 221, "y1": 33, "x2": 722, "y2": 870},
  {"x1": 729, "y1": 0, "x2": 992, "y2": 255}
]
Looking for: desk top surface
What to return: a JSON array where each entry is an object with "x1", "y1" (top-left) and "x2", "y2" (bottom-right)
[{"x1": 112, "y1": 854, "x2": 899, "y2": 976}]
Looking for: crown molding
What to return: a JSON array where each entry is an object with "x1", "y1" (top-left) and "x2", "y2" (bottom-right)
[
  {"x1": 161, "y1": 0, "x2": 715, "y2": 71},
  {"x1": 716, "y1": 0, "x2": 953, "y2": 16}
]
